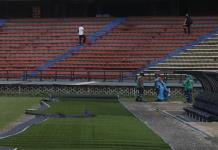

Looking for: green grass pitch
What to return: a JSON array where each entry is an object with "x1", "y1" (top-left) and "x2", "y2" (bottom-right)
[
  {"x1": 0, "y1": 96, "x2": 40, "y2": 129},
  {"x1": 0, "y1": 97, "x2": 171, "y2": 150}
]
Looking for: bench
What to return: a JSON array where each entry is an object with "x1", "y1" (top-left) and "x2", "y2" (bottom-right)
[{"x1": 184, "y1": 107, "x2": 218, "y2": 122}]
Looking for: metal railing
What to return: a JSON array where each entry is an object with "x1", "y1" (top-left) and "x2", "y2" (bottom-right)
[{"x1": 0, "y1": 70, "x2": 189, "y2": 83}]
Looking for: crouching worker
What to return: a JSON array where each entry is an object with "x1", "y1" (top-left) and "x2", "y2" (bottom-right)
[
  {"x1": 154, "y1": 74, "x2": 169, "y2": 101},
  {"x1": 136, "y1": 72, "x2": 145, "y2": 102}
]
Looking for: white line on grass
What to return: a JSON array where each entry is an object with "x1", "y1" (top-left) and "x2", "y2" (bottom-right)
[
  {"x1": 0, "y1": 118, "x2": 48, "y2": 140},
  {"x1": 0, "y1": 126, "x2": 29, "y2": 140},
  {"x1": 41, "y1": 100, "x2": 50, "y2": 108}
]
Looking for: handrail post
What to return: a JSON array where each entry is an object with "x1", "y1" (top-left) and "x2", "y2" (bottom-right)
[
  {"x1": 73, "y1": 71, "x2": 75, "y2": 80},
  {"x1": 70, "y1": 71, "x2": 72, "y2": 81},
  {"x1": 87, "y1": 71, "x2": 90, "y2": 81},
  {"x1": 6, "y1": 70, "x2": 9, "y2": 81},
  {"x1": 165, "y1": 72, "x2": 168, "y2": 82},
  {"x1": 149, "y1": 72, "x2": 151, "y2": 81},
  {"x1": 119, "y1": 72, "x2": 123, "y2": 82},
  {"x1": 23, "y1": 70, "x2": 27, "y2": 81},
  {"x1": 55, "y1": 71, "x2": 57, "y2": 81},
  {"x1": 40, "y1": 71, "x2": 42, "y2": 81},
  {"x1": 103, "y1": 71, "x2": 106, "y2": 82},
  {"x1": 26, "y1": 70, "x2": 29, "y2": 81},
  {"x1": 179, "y1": 74, "x2": 182, "y2": 83}
]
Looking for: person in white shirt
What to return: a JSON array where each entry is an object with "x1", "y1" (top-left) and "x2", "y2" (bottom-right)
[{"x1": 78, "y1": 25, "x2": 85, "y2": 45}]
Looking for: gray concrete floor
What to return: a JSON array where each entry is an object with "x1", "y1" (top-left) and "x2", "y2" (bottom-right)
[{"x1": 120, "y1": 99, "x2": 218, "y2": 150}]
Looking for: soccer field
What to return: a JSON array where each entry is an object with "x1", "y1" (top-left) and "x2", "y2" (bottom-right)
[{"x1": 0, "y1": 97, "x2": 171, "y2": 150}]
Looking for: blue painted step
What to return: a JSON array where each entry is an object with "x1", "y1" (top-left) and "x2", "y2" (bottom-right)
[
  {"x1": 28, "y1": 17, "x2": 126, "y2": 78},
  {"x1": 135, "y1": 28, "x2": 218, "y2": 75}
]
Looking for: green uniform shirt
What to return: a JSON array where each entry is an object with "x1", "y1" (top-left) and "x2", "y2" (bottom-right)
[{"x1": 183, "y1": 75, "x2": 193, "y2": 91}]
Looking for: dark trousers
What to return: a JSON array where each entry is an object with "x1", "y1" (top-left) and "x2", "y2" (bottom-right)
[
  {"x1": 184, "y1": 25, "x2": 191, "y2": 34},
  {"x1": 136, "y1": 87, "x2": 144, "y2": 101},
  {"x1": 184, "y1": 89, "x2": 192, "y2": 103},
  {"x1": 79, "y1": 35, "x2": 85, "y2": 45}
]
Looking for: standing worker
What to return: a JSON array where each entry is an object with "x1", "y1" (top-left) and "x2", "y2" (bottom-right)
[
  {"x1": 136, "y1": 72, "x2": 145, "y2": 102},
  {"x1": 183, "y1": 13, "x2": 193, "y2": 34},
  {"x1": 183, "y1": 74, "x2": 194, "y2": 103},
  {"x1": 78, "y1": 24, "x2": 86, "y2": 45},
  {"x1": 154, "y1": 74, "x2": 169, "y2": 101}
]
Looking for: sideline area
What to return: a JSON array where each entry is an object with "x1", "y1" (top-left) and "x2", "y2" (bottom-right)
[
  {"x1": 120, "y1": 98, "x2": 218, "y2": 150},
  {"x1": 0, "y1": 96, "x2": 40, "y2": 150},
  {"x1": 0, "y1": 97, "x2": 40, "y2": 130}
]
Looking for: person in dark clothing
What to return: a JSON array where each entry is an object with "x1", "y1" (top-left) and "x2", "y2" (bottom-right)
[
  {"x1": 183, "y1": 74, "x2": 194, "y2": 103},
  {"x1": 183, "y1": 13, "x2": 193, "y2": 34},
  {"x1": 135, "y1": 72, "x2": 145, "y2": 102}
]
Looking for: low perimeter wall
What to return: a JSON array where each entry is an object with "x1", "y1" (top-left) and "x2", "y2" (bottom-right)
[{"x1": 0, "y1": 81, "x2": 201, "y2": 97}]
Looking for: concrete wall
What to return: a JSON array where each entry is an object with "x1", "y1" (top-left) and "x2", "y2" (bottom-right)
[{"x1": 0, "y1": 83, "x2": 201, "y2": 97}]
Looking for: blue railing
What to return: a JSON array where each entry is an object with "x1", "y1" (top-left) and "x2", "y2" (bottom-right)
[{"x1": 0, "y1": 19, "x2": 6, "y2": 27}]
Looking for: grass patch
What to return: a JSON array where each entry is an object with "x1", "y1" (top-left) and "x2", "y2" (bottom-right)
[
  {"x1": 0, "y1": 96, "x2": 40, "y2": 129},
  {"x1": 0, "y1": 97, "x2": 170, "y2": 150}
]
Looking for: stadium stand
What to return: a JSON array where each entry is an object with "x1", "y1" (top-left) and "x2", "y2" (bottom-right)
[
  {"x1": 0, "y1": 17, "x2": 218, "y2": 80},
  {"x1": 0, "y1": 17, "x2": 113, "y2": 79},
  {"x1": 45, "y1": 17, "x2": 218, "y2": 80},
  {"x1": 149, "y1": 17, "x2": 218, "y2": 71}
]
